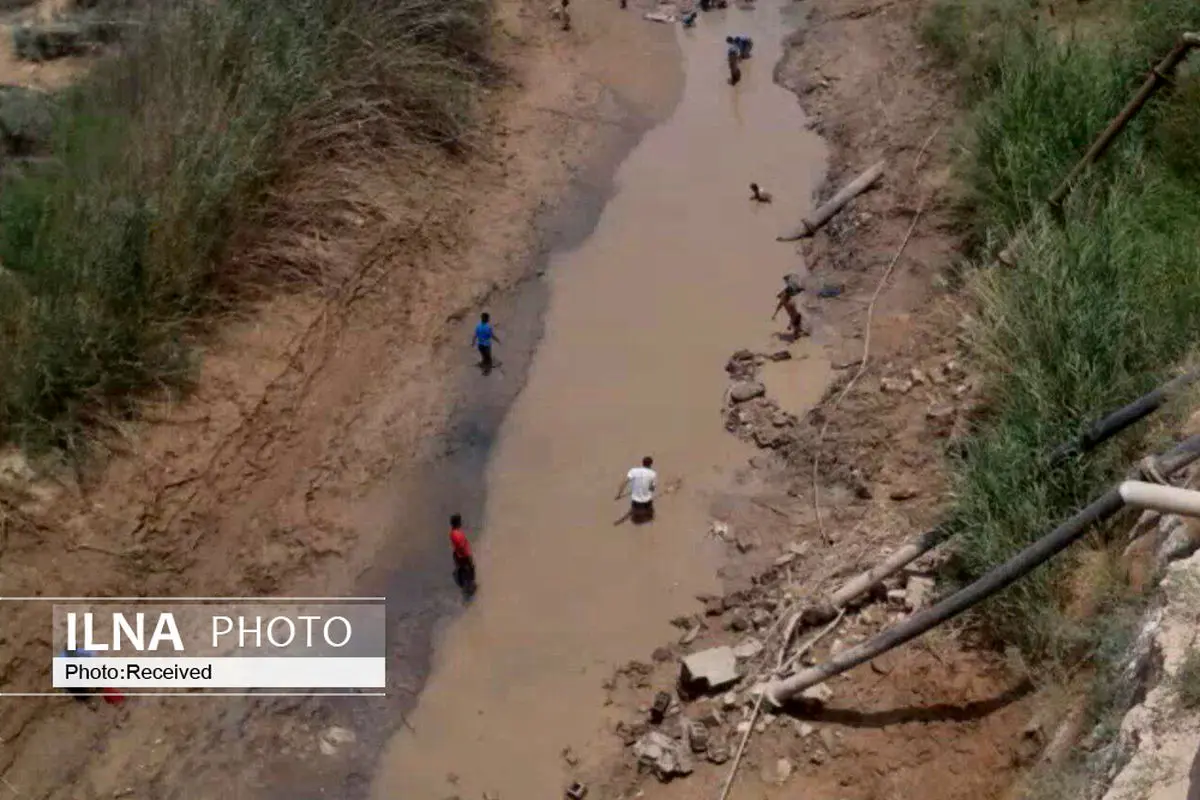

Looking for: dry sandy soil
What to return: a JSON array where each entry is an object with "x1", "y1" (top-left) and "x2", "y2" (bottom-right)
[{"x1": 577, "y1": 0, "x2": 1044, "y2": 798}]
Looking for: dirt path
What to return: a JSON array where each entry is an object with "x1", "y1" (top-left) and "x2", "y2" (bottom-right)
[{"x1": 370, "y1": 2, "x2": 830, "y2": 797}]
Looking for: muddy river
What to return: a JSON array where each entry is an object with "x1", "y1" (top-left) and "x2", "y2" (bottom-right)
[{"x1": 370, "y1": 2, "x2": 828, "y2": 796}]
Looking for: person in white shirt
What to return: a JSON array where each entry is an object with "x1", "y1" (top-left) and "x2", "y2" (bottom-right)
[{"x1": 615, "y1": 456, "x2": 658, "y2": 524}]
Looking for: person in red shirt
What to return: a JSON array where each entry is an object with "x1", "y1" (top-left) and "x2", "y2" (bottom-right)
[{"x1": 449, "y1": 514, "x2": 477, "y2": 596}]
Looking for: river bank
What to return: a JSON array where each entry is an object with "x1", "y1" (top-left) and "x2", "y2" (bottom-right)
[{"x1": 0, "y1": 0, "x2": 683, "y2": 795}]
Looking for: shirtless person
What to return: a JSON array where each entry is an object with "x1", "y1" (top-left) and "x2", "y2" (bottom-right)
[{"x1": 772, "y1": 273, "x2": 806, "y2": 339}]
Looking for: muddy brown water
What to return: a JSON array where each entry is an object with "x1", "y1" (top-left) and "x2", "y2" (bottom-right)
[{"x1": 366, "y1": 3, "x2": 829, "y2": 798}]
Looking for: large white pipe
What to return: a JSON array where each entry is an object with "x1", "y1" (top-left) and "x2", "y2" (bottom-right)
[{"x1": 1118, "y1": 481, "x2": 1200, "y2": 518}]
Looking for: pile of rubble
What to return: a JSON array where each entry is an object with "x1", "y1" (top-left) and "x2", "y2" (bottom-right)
[
  {"x1": 723, "y1": 349, "x2": 803, "y2": 451},
  {"x1": 607, "y1": 553, "x2": 942, "y2": 786}
]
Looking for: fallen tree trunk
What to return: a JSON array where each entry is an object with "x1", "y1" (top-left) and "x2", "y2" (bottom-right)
[
  {"x1": 763, "y1": 434, "x2": 1200, "y2": 706},
  {"x1": 777, "y1": 160, "x2": 885, "y2": 241}
]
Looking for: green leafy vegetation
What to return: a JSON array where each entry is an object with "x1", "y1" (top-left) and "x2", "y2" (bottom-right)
[
  {"x1": 0, "y1": 0, "x2": 492, "y2": 452},
  {"x1": 922, "y1": 0, "x2": 1200, "y2": 659}
]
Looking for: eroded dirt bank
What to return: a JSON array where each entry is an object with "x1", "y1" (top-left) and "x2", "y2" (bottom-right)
[{"x1": 0, "y1": 0, "x2": 685, "y2": 796}]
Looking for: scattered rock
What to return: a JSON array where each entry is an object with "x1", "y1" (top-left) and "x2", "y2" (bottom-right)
[
  {"x1": 800, "y1": 603, "x2": 838, "y2": 627},
  {"x1": 926, "y1": 403, "x2": 956, "y2": 420},
  {"x1": 1157, "y1": 520, "x2": 1200, "y2": 565},
  {"x1": 889, "y1": 486, "x2": 919, "y2": 501},
  {"x1": 768, "y1": 350, "x2": 792, "y2": 361},
  {"x1": 709, "y1": 520, "x2": 731, "y2": 541},
  {"x1": 904, "y1": 575, "x2": 936, "y2": 611},
  {"x1": 735, "y1": 534, "x2": 756, "y2": 553},
  {"x1": 730, "y1": 380, "x2": 766, "y2": 403},
  {"x1": 720, "y1": 692, "x2": 740, "y2": 710},
  {"x1": 703, "y1": 596, "x2": 724, "y2": 617},
  {"x1": 750, "y1": 608, "x2": 772, "y2": 629},
  {"x1": 787, "y1": 540, "x2": 811, "y2": 557},
  {"x1": 684, "y1": 719, "x2": 709, "y2": 753},
  {"x1": 706, "y1": 737, "x2": 731, "y2": 764},
  {"x1": 318, "y1": 726, "x2": 356, "y2": 756},
  {"x1": 615, "y1": 720, "x2": 650, "y2": 746},
  {"x1": 651, "y1": 646, "x2": 672, "y2": 663},
  {"x1": 700, "y1": 707, "x2": 725, "y2": 727},
  {"x1": 670, "y1": 615, "x2": 693, "y2": 629},
  {"x1": 910, "y1": 368, "x2": 927, "y2": 385},
  {"x1": 679, "y1": 624, "x2": 701, "y2": 645},
  {"x1": 880, "y1": 377, "x2": 913, "y2": 394},
  {"x1": 800, "y1": 683, "x2": 833, "y2": 705},
  {"x1": 773, "y1": 551, "x2": 797, "y2": 567},
  {"x1": 565, "y1": 781, "x2": 588, "y2": 800},
  {"x1": 679, "y1": 647, "x2": 740, "y2": 694},
  {"x1": 561, "y1": 746, "x2": 581, "y2": 767},
  {"x1": 794, "y1": 721, "x2": 815, "y2": 738},
  {"x1": 732, "y1": 637, "x2": 764, "y2": 660},
  {"x1": 886, "y1": 588, "x2": 907, "y2": 608},
  {"x1": 810, "y1": 749, "x2": 828, "y2": 765},
  {"x1": 734, "y1": 720, "x2": 751, "y2": 734},
  {"x1": 771, "y1": 757, "x2": 794, "y2": 785},
  {"x1": 632, "y1": 731, "x2": 694, "y2": 781},
  {"x1": 726, "y1": 610, "x2": 751, "y2": 632}
]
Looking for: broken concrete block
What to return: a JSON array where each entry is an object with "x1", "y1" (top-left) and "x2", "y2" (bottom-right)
[
  {"x1": 732, "y1": 637, "x2": 764, "y2": 660},
  {"x1": 729, "y1": 380, "x2": 766, "y2": 403},
  {"x1": 706, "y1": 737, "x2": 731, "y2": 764},
  {"x1": 632, "y1": 731, "x2": 694, "y2": 781},
  {"x1": 650, "y1": 691, "x2": 671, "y2": 724},
  {"x1": 904, "y1": 575, "x2": 936, "y2": 611},
  {"x1": 565, "y1": 781, "x2": 588, "y2": 800},
  {"x1": 800, "y1": 683, "x2": 833, "y2": 705},
  {"x1": 679, "y1": 646, "x2": 740, "y2": 695},
  {"x1": 685, "y1": 719, "x2": 708, "y2": 753}
]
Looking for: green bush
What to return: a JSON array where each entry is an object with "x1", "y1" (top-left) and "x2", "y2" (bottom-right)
[
  {"x1": 926, "y1": 0, "x2": 1200, "y2": 659},
  {"x1": 0, "y1": 0, "x2": 492, "y2": 452}
]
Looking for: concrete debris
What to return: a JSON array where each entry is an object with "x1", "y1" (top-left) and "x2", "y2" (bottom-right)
[
  {"x1": 886, "y1": 588, "x2": 907, "y2": 608},
  {"x1": 679, "y1": 624, "x2": 701, "y2": 645},
  {"x1": 650, "y1": 691, "x2": 672, "y2": 723},
  {"x1": 706, "y1": 737, "x2": 731, "y2": 764},
  {"x1": 632, "y1": 731, "x2": 694, "y2": 781},
  {"x1": 565, "y1": 781, "x2": 588, "y2": 800},
  {"x1": 800, "y1": 682, "x2": 833, "y2": 705},
  {"x1": 794, "y1": 721, "x2": 815, "y2": 738},
  {"x1": 679, "y1": 646, "x2": 740, "y2": 694},
  {"x1": 720, "y1": 692, "x2": 740, "y2": 710},
  {"x1": 732, "y1": 637, "x2": 764, "y2": 660},
  {"x1": 684, "y1": 719, "x2": 709, "y2": 753},
  {"x1": 709, "y1": 519, "x2": 731, "y2": 541},
  {"x1": 904, "y1": 575, "x2": 936, "y2": 611},
  {"x1": 729, "y1": 380, "x2": 766, "y2": 403},
  {"x1": 615, "y1": 719, "x2": 650, "y2": 746}
]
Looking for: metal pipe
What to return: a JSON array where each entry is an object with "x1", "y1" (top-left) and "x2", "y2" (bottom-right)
[
  {"x1": 1048, "y1": 33, "x2": 1200, "y2": 208},
  {"x1": 1048, "y1": 370, "x2": 1200, "y2": 466},
  {"x1": 763, "y1": 434, "x2": 1200, "y2": 706},
  {"x1": 1118, "y1": 481, "x2": 1200, "y2": 518}
]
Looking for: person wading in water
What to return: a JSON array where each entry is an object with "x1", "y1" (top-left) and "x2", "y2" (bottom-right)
[{"x1": 772, "y1": 273, "x2": 807, "y2": 340}]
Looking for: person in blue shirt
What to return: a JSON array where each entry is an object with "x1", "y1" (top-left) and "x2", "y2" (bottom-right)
[
  {"x1": 727, "y1": 35, "x2": 753, "y2": 59},
  {"x1": 471, "y1": 312, "x2": 501, "y2": 374}
]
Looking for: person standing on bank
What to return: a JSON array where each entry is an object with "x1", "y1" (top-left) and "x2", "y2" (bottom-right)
[
  {"x1": 448, "y1": 514, "x2": 477, "y2": 597},
  {"x1": 615, "y1": 456, "x2": 658, "y2": 524},
  {"x1": 472, "y1": 312, "x2": 501, "y2": 375}
]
